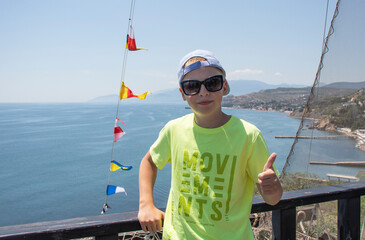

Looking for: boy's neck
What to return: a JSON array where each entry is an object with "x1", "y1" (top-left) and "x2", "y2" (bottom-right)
[{"x1": 194, "y1": 111, "x2": 231, "y2": 129}]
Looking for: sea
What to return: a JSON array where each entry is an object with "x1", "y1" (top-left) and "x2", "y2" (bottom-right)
[{"x1": 0, "y1": 102, "x2": 363, "y2": 227}]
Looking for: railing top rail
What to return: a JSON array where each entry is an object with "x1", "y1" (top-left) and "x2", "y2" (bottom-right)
[{"x1": 252, "y1": 181, "x2": 365, "y2": 212}]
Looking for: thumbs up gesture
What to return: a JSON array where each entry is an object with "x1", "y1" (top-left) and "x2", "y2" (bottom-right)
[{"x1": 258, "y1": 153, "x2": 283, "y2": 205}]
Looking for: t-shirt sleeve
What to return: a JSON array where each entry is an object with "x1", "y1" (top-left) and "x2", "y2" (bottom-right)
[
  {"x1": 149, "y1": 124, "x2": 171, "y2": 170},
  {"x1": 246, "y1": 131, "x2": 270, "y2": 183}
]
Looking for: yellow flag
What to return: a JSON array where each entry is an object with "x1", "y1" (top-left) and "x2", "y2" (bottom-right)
[{"x1": 120, "y1": 82, "x2": 150, "y2": 100}]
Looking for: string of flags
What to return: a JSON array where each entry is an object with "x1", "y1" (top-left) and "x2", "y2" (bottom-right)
[{"x1": 101, "y1": 0, "x2": 150, "y2": 215}]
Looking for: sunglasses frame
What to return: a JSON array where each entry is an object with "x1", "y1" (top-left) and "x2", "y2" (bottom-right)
[{"x1": 180, "y1": 75, "x2": 224, "y2": 96}]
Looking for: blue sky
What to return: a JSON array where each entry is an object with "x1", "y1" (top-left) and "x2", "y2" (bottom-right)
[{"x1": 0, "y1": 0, "x2": 338, "y2": 102}]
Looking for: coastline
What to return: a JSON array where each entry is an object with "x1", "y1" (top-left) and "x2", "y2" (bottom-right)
[
  {"x1": 224, "y1": 106, "x2": 365, "y2": 153},
  {"x1": 337, "y1": 128, "x2": 365, "y2": 152},
  {"x1": 223, "y1": 106, "x2": 292, "y2": 115},
  {"x1": 306, "y1": 118, "x2": 365, "y2": 153}
]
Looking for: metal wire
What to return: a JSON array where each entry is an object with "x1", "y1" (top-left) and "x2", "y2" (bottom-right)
[{"x1": 280, "y1": 0, "x2": 341, "y2": 178}]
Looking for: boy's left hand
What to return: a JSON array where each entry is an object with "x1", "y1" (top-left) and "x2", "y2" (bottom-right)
[{"x1": 258, "y1": 153, "x2": 281, "y2": 196}]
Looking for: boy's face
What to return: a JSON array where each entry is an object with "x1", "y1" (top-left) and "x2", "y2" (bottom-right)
[{"x1": 179, "y1": 66, "x2": 228, "y2": 117}]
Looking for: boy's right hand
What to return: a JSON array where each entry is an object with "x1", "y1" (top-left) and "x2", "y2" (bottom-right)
[{"x1": 138, "y1": 205, "x2": 165, "y2": 232}]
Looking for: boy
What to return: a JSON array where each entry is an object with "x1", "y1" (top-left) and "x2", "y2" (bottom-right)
[{"x1": 138, "y1": 49, "x2": 282, "y2": 239}]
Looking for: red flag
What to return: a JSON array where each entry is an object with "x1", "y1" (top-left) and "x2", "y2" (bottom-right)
[
  {"x1": 126, "y1": 25, "x2": 146, "y2": 51},
  {"x1": 113, "y1": 119, "x2": 125, "y2": 142}
]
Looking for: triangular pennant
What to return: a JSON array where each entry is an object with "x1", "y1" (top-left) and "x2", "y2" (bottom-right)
[
  {"x1": 114, "y1": 126, "x2": 125, "y2": 142},
  {"x1": 113, "y1": 119, "x2": 126, "y2": 142},
  {"x1": 120, "y1": 82, "x2": 150, "y2": 100},
  {"x1": 110, "y1": 160, "x2": 133, "y2": 171},
  {"x1": 126, "y1": 25, "x2": 147, "y2": 51},
  {"x1": 106, "y1": 185, "x2": 127, "y2": 196}
]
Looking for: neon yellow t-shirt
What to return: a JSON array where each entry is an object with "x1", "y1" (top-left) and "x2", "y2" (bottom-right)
[{"x1": 150, "y1": 113, "x2": 270, "y2": 240}]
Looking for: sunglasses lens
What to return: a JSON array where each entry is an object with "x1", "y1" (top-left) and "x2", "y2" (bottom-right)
[
  {"x1": 182, "y1": 80, "x2": 201, "y2": 95},
  {"x1": 205, "y1": 76, "x2": 223, "y2": 92},
  {"x1": 181, "y1": 75, "x2": 224, "y2": 96}
]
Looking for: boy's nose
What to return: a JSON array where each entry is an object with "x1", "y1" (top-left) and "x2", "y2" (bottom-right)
[{"x1": 199, "y1": 84, "x2": 209, "y2": 96}]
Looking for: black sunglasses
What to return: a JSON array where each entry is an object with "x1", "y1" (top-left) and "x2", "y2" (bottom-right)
[{"x1": 180, "y1": 75, "x2": 224, "y2": 96}]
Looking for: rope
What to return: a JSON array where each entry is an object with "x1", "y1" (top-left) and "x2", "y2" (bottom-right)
[
  {"x1": 103, "y1": 0, "x2": 137, "y2": 209},
  {"x1": 280, "y1": 0, "x2": 341, "y2": 178},
  {"x1": 302, "y1": 0, "x2": 332, "y2": 182},
  {"x1": 119, "y1": 230, "x2": 163, "y2": 240}
]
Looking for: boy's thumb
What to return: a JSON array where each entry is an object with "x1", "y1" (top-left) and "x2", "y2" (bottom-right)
[{"x1": 263, "y1": 153, "x2": 277, "y2": 171}]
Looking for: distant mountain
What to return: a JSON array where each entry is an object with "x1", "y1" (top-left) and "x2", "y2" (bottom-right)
[
  {"x1": 88, "y1": 90, "x2": 184, "y2": 104},
  {"x1": 89, "y1": 80, "x2": 307, "y2": 103},
  {"x1": 322, "y1": 81, "x2": 365, "y2": 89},
  {"x1": 147, "y1": 88, "x2": 184, "y2": 104},
  {"x1": 227, "y1": 80, "x2": 307, "y2": 96},
  {"x1": 89, "y1": 94, "x2": 119, "y2": 103}
]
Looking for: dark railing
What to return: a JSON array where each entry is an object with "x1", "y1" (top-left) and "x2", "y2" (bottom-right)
[{"x1": 0, "y1": 181, "x2": 364, "y2": 240}]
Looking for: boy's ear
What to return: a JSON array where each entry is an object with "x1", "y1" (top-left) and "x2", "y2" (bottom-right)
[
  {"x1": 223, "y1": 81, "x2": 228, "y2": 95},
  {"x1": 179, "y1": 88, "x2": 187, "y2": 101}
]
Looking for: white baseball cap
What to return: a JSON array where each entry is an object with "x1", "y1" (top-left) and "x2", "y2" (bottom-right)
[{"x1": 178, "y1": 49, "x2": 230, "y2": 95}]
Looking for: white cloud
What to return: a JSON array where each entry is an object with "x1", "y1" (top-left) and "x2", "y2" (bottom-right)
[
  {"x1": 274, "y1": 72, "x2": 282, "y2": 76},
  {"x1": 227, "y1": 69, "x2": 264, "y2": 80}
]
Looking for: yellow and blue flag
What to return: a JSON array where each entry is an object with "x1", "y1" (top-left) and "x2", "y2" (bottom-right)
[{"x1": 110, "y1": 160, "x2": 132, "y2": 171}]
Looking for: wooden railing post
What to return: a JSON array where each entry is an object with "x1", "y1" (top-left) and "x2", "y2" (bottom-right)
[
  {"x1": 272, "y1": 207, "x2": 296, "y2": 240},
  {"x1": 337, "y1": 196, "x2": 360, "y2": 240}
]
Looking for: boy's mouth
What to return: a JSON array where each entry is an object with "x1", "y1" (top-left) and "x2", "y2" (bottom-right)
[{"x1": 197, "y1": 100, "x2": 213, "y2": 105}]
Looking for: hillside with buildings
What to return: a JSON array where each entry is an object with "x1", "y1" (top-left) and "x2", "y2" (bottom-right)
[
  {"x1": 222, "y1": 86, "x2": 356, "y2": 112},
  {"x1": 306, "y1": 89, "x2": 365, "y2": 131},
  {"x1": 222, "y1": 82, "x2": 365, "y2": 131}
]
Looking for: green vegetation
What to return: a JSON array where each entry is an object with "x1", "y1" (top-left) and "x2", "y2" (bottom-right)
[{"x1": 304, "y1": 89, "x2": 365, "y2": 130}]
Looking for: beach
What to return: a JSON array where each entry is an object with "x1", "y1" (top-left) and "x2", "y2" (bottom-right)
[{"x1": 338, "y1": 128, "x2": 365, "y2": 152}]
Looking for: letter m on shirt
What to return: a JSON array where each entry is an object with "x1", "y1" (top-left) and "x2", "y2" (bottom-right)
[{"x1": 183, "y1": 150, "x2": 199, "y2": 171}]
